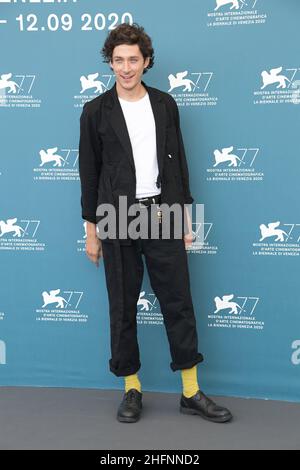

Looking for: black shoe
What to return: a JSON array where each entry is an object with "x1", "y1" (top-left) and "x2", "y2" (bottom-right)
[
  {"x1": 180, "y1": 389, "x2": 233, "y2": 423},
  {"x1": 117, "y1": 388, "x2": 143, "y2": 423}
]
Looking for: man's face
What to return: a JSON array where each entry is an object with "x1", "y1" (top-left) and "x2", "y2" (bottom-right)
[{"x1": 110, "y1": 44, "x2": 150, "y2": 91}]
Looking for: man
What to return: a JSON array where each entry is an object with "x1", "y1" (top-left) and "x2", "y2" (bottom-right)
[{"x1": 79, "y1": 23, "x2": 232, "y2": 424}]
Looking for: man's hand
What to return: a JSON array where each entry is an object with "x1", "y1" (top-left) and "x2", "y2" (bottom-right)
[
  {"x1": 85, "y1": 222, "x2": 102, "y2": 267},
  {"x1": 86, "y1": 236, "x2": 102, "y2": 267},
  {"x1": 184, "y1": 232, "x2": 194, "y2": 249}
]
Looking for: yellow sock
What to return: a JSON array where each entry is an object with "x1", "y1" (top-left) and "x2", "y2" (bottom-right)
[
  {"x1": 124, "y1": 373, "x2": 142, "y2": 393},
  {"x1": 181, "y1": 365, "x2": 199, "y2": 398}
]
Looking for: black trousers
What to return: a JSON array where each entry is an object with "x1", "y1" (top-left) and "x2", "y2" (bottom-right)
[{"x1": 101, "y1": 207, "x2": 204, "y2": 377}]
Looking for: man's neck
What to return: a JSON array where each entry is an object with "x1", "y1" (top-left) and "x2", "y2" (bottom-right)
[{"x1": 116, "y1": 80, "x2": 147, "y2": 102}]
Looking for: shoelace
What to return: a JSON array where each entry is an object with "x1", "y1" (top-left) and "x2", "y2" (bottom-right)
[
  {"x1": 125, "y1": 390, "x2": 140, "y2": 403},
  {"x1": 198, "y1": 391, "x2": 216, "y2": 407}
]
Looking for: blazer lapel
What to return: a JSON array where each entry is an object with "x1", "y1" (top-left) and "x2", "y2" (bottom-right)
[
  {"x1": 106, "y1": 80, "x2": 166, "y2": 180},
  {"x1": 147, "y1": 81, "x2": 166, "y2": 183}
]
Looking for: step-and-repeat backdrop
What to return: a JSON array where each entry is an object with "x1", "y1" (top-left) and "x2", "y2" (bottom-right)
[{"x1": 1, "y1": 0, "x2": 299, "y2": 402}]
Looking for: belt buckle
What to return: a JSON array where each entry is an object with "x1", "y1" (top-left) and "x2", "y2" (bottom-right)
[{"x1": 137, "y1": 196, "x2": 159, "y2": 209}]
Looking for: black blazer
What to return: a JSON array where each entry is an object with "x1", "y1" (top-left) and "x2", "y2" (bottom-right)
[{"x1": 78, "y1": 79, "x2": 194, "y2": 243}]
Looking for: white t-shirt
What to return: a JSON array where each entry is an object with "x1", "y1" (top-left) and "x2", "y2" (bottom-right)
[{"x1": 118, "y1": 91, "x2": 161, "y2": 199}]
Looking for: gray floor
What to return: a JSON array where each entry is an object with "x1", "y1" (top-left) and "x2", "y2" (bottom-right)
[{"x1": 0, "y1": 387, "x2": 299, "y2": 450}]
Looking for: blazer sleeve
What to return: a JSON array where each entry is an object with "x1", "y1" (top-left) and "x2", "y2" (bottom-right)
[
  {"x1": 173, "y1": 99, "x2": 194, "y2": 204},
  {"x1": 78, "y1": 103, "x2": 103, "y2": 224}
]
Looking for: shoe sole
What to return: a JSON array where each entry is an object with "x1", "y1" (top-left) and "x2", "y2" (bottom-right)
[
  {"x1": 117, "y1": 414, "x2": 141, "y2": 423},
  {"x1": 180, "y1": 406, "x2": 233, "y2": 423}
]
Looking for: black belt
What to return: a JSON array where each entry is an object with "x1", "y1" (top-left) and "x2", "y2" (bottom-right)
[{"x1": 135, "y1": 194, "x2": 161, "y2": 208}]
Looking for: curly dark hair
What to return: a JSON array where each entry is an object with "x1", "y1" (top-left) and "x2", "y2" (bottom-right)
[{"x1": 101, "y1": 22, "x2": 155, "y2": 74}]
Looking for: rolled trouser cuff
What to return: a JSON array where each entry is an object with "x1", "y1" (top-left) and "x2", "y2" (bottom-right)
[
  {"x1": 170, "y1": 353, "x2": 204, "y2": 372},
  {"x1": 109, "y1": 359, "x2": 141, "y2": 377}
]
